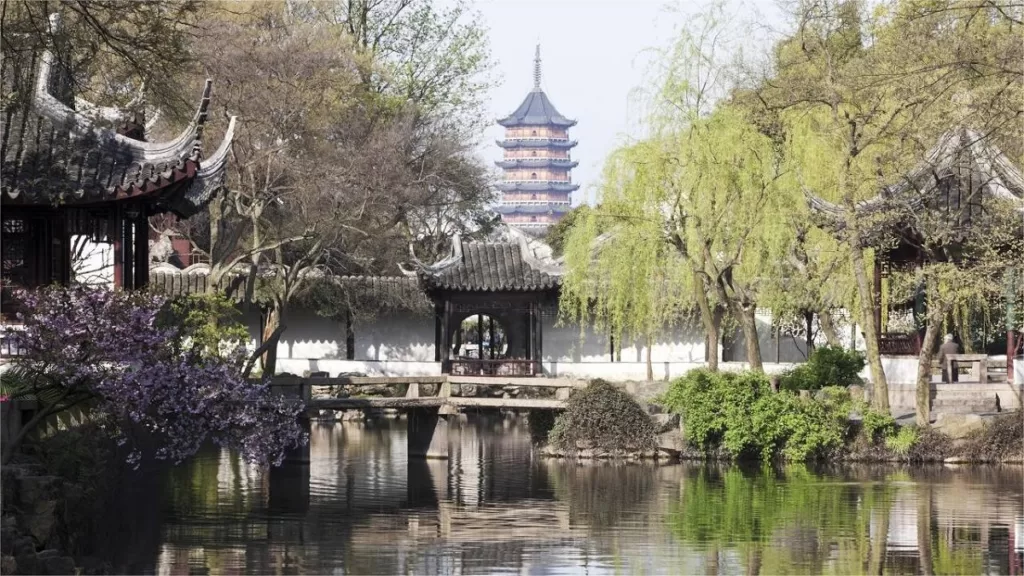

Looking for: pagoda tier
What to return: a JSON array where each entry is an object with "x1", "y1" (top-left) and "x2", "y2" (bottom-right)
[
  {"x1": 495, "y1": 158, "x2": 579, "y2": 170},
  {"x1": 496, "y1": 138, "x2": 577, "y2": 149},
  {"x1": 494, "y1": 46, "x2": 578, "y2": 231},
  {"x1": 495, "y1": 182, "x2": 580, "y2": 192}
]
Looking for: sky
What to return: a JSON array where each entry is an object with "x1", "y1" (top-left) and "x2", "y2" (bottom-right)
[{"x1": 469, "y1": 0, "x2": 789, "y2": 206}]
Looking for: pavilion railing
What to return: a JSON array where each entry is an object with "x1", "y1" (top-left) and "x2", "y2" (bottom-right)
[
  {"x1": 879, "y1": 332, "x2": 922, "y2": 356},
  {"x1": 447, "y1": 359, "x2": 541, "y2": 377}
]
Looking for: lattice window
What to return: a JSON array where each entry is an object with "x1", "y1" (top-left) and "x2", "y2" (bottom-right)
[{"x1": 1, "y1": 218, "x2": 27, "y2": 286}]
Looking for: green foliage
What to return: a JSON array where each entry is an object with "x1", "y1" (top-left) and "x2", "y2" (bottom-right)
[
  {"x1": 528, "y1": 410, "x2": 556, "y2": 445},
  {"x1": 779, "y1": 345, "x2": 865, "y2": 392},
  {"x1": 660, "y1": 369, "x2": 854, "y2": 461},
  {"x1": 548, "y1": 380, "x2": 656, "y2": 455},
  {"x1": 860, "y1": 409, "x2": 897, "y2": 443},
  {"x1": 157, "y1": 293, "x2": 249, "y2": 360},
  {"x1": 884, "y1": 426, "x2": 919, "y2": 459}
]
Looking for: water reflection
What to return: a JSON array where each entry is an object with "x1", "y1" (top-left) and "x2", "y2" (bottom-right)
[{"x1": 97, "y1": 415, "x2": 1024, "y2": 574}]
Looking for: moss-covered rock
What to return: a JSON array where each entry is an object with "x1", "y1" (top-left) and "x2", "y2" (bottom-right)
[{"x1": 548, "y1": 380, "x2": 657, "y2": 457}]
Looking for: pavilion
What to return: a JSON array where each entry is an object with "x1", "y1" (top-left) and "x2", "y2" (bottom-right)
[{"x1": 1, "y1": 14, "x2": 234, "y2": 307}]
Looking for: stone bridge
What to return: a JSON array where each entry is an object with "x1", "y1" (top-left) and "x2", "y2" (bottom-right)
[{"x1": 270, "y1": 375, "x2": 586, "y2": 460}]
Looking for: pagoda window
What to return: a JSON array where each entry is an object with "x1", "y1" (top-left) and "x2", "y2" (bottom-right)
[
  {"x1": 531, "y1": 150, "x2": 537, "y2": 157},
  {"x1": 530, "y1": 172, "x2": 538, "y2": 179},
  {"x1": 532, "y1": 193, "x2": 538, "y2": 200},
  {"x1": 531, "y1": 130, "x2": 537, "y2": 136}
]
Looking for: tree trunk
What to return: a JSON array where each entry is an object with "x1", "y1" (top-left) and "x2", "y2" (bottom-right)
[
  {"x1": 818, "y1": 310, "x2": 842, "y2": 347},
  {"x1": 736, "y1": 304, "x2": 763, "y2": 371},
  {"x1": 916, "y1": 298, "x2": 945, "y2": 427},
  {"x1": 917, "y1": 483, "x2": 933, "y2": 576},
  {"x1": 694, "y1": 272, "x2": 720, "y2": 371},
  {"x1": 261, "y1": 304, "x2": 283, "y2": 375},
  {"x1": 646, "y1": 334, "x2": 654, "y2": 381},
  {"x1": 850, "y1": 244, "x2": 889, "y2": 410}
]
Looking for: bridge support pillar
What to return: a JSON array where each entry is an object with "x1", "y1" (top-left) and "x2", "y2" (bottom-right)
[
  {"x1": 283, "y1": 417, "x2": 311, "y2": 464},
  {"x1": 408, "y1": 408, "x2": 449, "y2": 459}
]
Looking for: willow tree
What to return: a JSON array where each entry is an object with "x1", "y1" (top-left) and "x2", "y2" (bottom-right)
[
  {"x1": 757, "y1": 0, "x2": 1023, "y2": 410},
  {"x1": 561, "y1": 5, "x2": 791, "y2": 372}
]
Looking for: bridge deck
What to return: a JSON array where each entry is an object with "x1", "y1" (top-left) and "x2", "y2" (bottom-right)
[{"x1": 309, "y1": 397, "x2": 565, "y2": 410}]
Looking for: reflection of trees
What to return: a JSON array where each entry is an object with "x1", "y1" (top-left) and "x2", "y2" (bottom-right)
[
  {"x1": 667, "y1": 465, "x2": 897, "y2": 575},
  {"x1": 546, "y1": 461, "x2": 657, "y2": 529}
]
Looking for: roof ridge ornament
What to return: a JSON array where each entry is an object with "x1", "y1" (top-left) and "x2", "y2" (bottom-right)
[{"x1": 534, "y1": 44, "x2": 542, "y2": 92}]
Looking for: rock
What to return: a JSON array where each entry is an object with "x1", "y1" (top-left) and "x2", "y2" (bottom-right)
[
  {"x1": 36, "y1": 549, "x2": 59, "y2": 559},
  {"x1": 1, "y1": 555, "x2": 15, "y2": 575},
  {"x1": 944, "y1": 456, "x2": 970, "y2": 464},
  {"x1": 460, "y1": 384, "x2": 479, "y2": 397},
  {"x1": 651, "y1": 413, "x2": 680, "y2": 434},
  {"x1": 340, "y1": 410, "x2": 364, "y2": 422},
  {"x1": 40, "y1": 554, "x2": 75, "y2": 575},
  {"x1": 12, "y1": 536, "x2": 35, "y2": 557},
  {"x1": 20, "y1": 500, "x2": 58, "y2": 546},
  {"x1": 77, "y1": 556, "x2": 112, "y2": 575},
  {"x1": 317, "y1": 410, "x2": 337, "y2": 421},
  {"x1": 14, "y1": 553, "x2": 38, "y2": 575},
  {"x1": 420, "y1": 384, "x2": 439, "y2": 397},
  {"x1": 658, "y1": 431, "x2": 685, "y2": 454},
  {"x1": 847, "y1": 384, "x2": 866, "y2": 402},
  {"x1": 933, "y1": 414, "x2": 985, "y2": 439}
]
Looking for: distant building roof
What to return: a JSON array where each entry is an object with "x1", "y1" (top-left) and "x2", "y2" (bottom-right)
[
  {"x1": 495, "y1": 158, "x2": 578, "y2": 170},
  {"x1": 496, "y1": 182, "x2": 580, "y2": 193},
  {"x1": 496, "y1": 138, "x2": 577, "y2": 149},
  {"x1": 497, "y1": 90, "x2": 576, "y2": 128},
  {"x1": 493, "y1": 204, "x2": 572, "y2": 215}
]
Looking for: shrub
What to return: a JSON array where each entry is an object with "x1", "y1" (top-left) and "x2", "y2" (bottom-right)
[
  {"x1": 528, "y1": 410, "x2": 556, "y2": 445},
  {"x1": 660, "y1": 369, "x2": 852, "y2": 461},
  {"x1": 885, "y1": 426, "x2": 919, "y2": 459},
  {"x1": 779, "y1": 345, "x2": 866, "y2": 392},
  {"x1": 861, "y1": 408, "x2": 897, "y2": 443},
  {"x1": 959, "y1": 412, "x2": 1023, "y2": 461},
  {"x1": 548, "y1": 380, "x2": 656, "y2": 455}
]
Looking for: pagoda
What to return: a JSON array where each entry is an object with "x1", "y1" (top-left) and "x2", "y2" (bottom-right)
[{"x1": 494, "y1": 46, "x2": 578, "y2": 234}]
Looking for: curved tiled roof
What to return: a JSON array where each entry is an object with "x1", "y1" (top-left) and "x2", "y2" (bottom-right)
[
  {"x1": 148, "y1": 263, "x2": 430, "y2": 310},
  {"x1": 1, "y1": 14, "x2": 235, "y2": 218},
  {"x1": 497, "y1": 90, "x2": 576, "y2": 128},
  {"x1": 411, "y1": 229, "x2": 563, "y2": 292}
]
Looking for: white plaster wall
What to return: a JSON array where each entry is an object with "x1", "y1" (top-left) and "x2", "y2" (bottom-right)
[
  {"x1": 1016, "y1": 356, "x2": 1024, "y2": 385},
  {"x1": 542, "y1": 317, "x2": 706, "y2": 363},
  {"x1": 543, "y1": 360, "x2": 798, "y2": 381},
  {"x1": 354, "y1": 314, "x2": 435, "y2": 362},
  {"x1": 727, "y1": 312, "x2": 810, "y2": 364},
  {"x1": 277, "y1": 359, "x2": 442, "y2": 377},
  {"x1": 71, "y1": 236, "x2": 113, "y2": 288}
]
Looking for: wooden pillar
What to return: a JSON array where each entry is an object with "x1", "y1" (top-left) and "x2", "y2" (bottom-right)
[
  {"x1": 536, "y1": 303, "x2": 543, "y2": 373},
  {"x1": 488, "y1": 316, "x2": 495, "y2": 360},
  {"x1": 133, "y1": 211, "x2": 149, "y2": 289},
  {"x1": 121, "y1": 213, "x2": 135, "y2": 290},
  {"x1": 434, "y1": 304, "x2": 443, "y2": 362},
  {"x1": 477, "y1": 313, "x2": 484, "y2": 360},
  {"x1": 112, "y1": 207, "x2": 124, "y2": 289}
]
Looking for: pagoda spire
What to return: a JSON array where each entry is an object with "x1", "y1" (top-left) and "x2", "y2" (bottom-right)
[{"x1": 533, "y1": 44, "x2": 541, "y2": 91}]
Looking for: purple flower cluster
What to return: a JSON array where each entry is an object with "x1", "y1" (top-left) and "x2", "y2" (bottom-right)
[{"x1": 5, "y1": 286, "x2": 307, "y2": 467}]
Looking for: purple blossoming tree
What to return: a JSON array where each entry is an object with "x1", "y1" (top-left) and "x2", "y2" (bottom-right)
[{"x1": 1, "y1": 285, "x2": 307, "y2": 466}]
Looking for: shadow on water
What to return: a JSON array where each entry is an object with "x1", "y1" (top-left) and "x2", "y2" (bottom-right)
[{"x1": 97, "y1": 416, "x2": 1024, "y2": 575}]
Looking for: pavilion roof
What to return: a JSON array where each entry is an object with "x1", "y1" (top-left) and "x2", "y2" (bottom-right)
[
  {"x1": 806, "y1": 127, "x2": 1024, "y2": 245},
  {"x1": 407, "y1": 227, "x2": 564, "y2": 292},
  {"x1": 1, "y1": 15, "x2": 235, "y2": 218}
]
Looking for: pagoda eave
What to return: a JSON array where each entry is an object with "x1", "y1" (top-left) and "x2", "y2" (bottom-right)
[
  {"x1": 495, "y1": 182, "x2": 580, "y2": 192},
  {"x1": 496, "y1": 139, "x2": 578, "y2": 149},
  {"x1": 494, "y1": 159, "x2": 579, "y2": 169}
]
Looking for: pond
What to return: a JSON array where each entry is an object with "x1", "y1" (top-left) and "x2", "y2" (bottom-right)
[{"x1": 98, "y1": 415, "x2": 1023, "y2": 575}]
